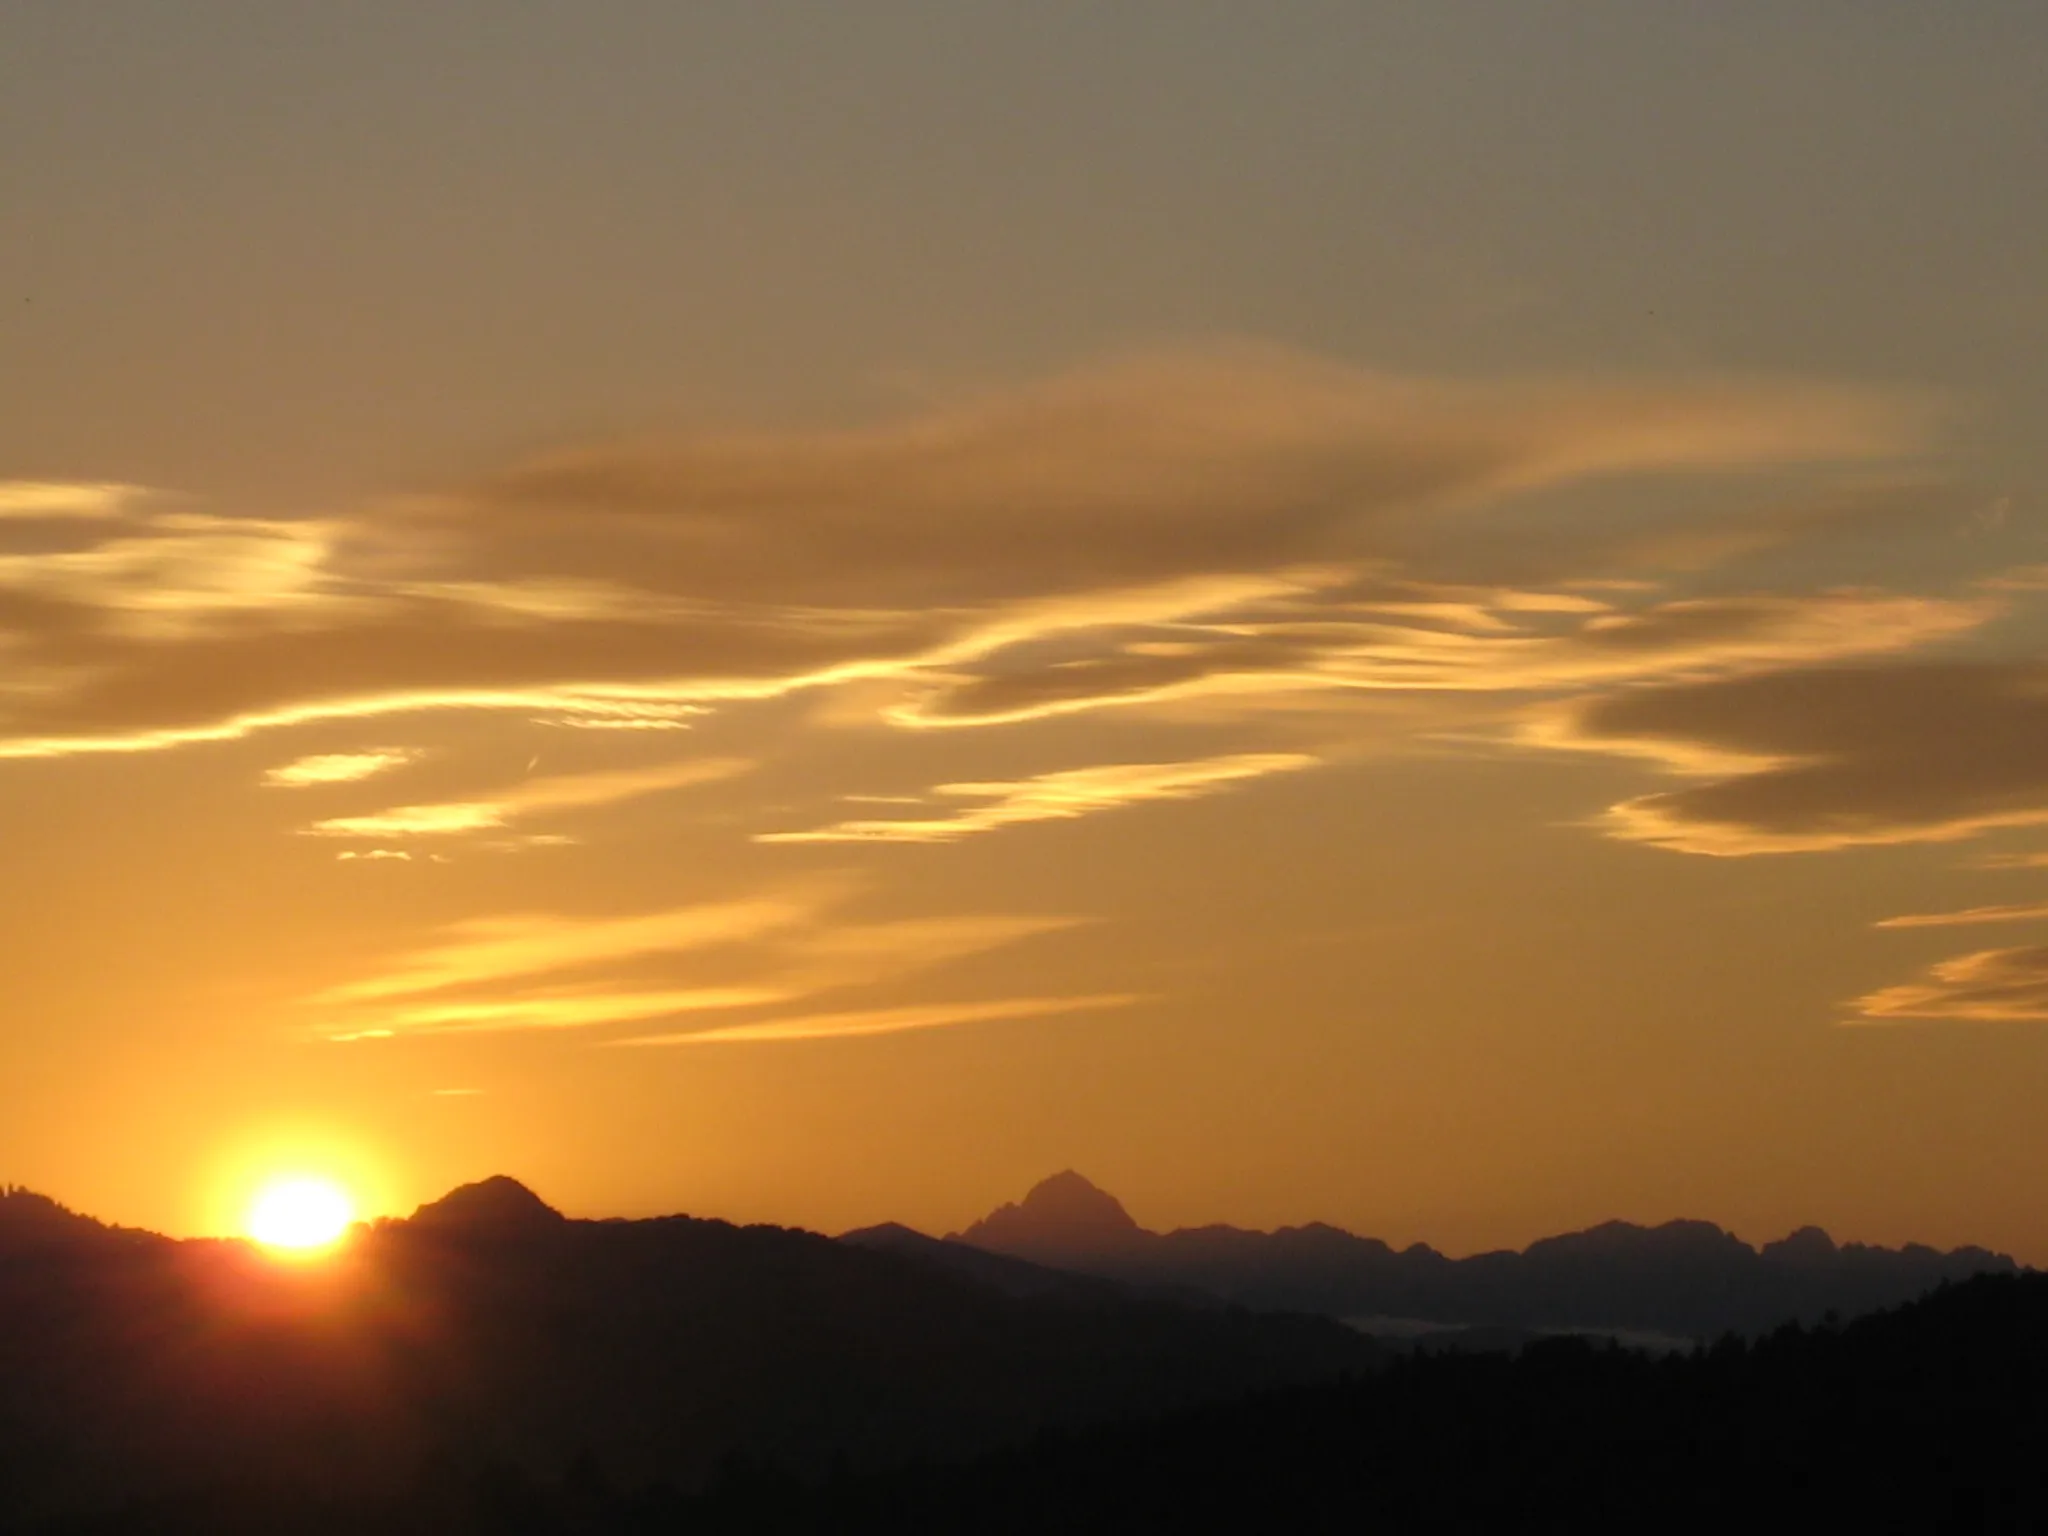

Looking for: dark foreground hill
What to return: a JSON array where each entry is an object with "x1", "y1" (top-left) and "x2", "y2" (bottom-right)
[
  {"x1": 674, "y1": 1270, "x2": 2048, "y2": 1535},
  {"x1": 0, "y1": 1180, "x2": 1369, "y2": 1530},
  {"x1": 35, "y1": 1267, "x2": 2048, "y2": 1533},
  {"x1": 951, "y1": 1171, "x2": 2021, "y2": 1337}
]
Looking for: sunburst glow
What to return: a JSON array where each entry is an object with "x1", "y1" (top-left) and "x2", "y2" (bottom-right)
[{"x1": 244, "y1": 1177, "x2": 356, "y2": 1251}]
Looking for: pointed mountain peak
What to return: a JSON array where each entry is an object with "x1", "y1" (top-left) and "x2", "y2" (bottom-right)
[
  {"x1": 1019, "y1": 1170, "x2": 1140, "y2": 1229},
  {"x1": 409, "y1": 1176, "x2": 565, "y2": 1232},
  {"x1": 954, "y1": 1170, "x2": 1148, "y2": 1258}
]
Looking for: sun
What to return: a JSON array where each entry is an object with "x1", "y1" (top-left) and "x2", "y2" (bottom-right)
[{"x1": 245, "y1": 1176, "x2": 357, "y2": 1252}]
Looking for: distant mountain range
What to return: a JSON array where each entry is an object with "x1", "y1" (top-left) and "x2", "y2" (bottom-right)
[
  {"x1": 926, "y1": 1170, "x2": 2022, "y2": 1338},
  {"x1": 0, "y1": 1178, "x2": 1366, "y2": 1527}
]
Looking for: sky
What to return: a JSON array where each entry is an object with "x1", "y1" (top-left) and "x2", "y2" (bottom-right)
[{"x1": 6, "y1": 2, "x2": 2048, "y2": 1257}]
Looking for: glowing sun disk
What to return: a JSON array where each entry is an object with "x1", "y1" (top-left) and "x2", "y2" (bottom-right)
[{"x1": 245, "y1": 1177, "x2": 355, "y2": 1250}]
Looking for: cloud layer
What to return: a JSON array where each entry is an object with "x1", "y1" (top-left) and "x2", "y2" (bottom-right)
[
  {"x1": 14, "y1": 353, "x2": 2017, "y2": 1051},
  {"x1": 0, "y1": 351, "x2": 1933, "y2": 759}
]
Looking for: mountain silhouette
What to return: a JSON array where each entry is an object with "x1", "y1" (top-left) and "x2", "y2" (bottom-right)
[
  {"x1": 1, "y1": 1176, "x2": 2037, "y2": 1533},
  {"x1": 948, "y1": 1174, "x2": 2021, "y2": 1337},
  {"x1": 407, "y1": 1174, "x2": 568, "y2": 1232},
  {"x1": 0, "y1": 1178, "x2": 1370, "y2": 1527},
  {"x1": 953, "y1": 1171, "x2": 1144, "y2": 1257},
  {"x1": 0, "y1": 1184, "x2": 163, "y2": 1254}
]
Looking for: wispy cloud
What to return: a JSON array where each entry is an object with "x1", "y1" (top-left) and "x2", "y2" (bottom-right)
[
  {"x1": 614, "y1": 992, "x2": 1141, "y2": 1046},
  {"x1": 0, "y1": 481, "x2": 142, "y2": 519},
  {"x1": 264, "y1": 748, "x2": 418, "y2": 788},
  {"x1": 774, "y1": 914, "x2": 1083, "y2": 988},
  {"x1": 0, "y1": 511, "x2": 349, "y2": 640},
  {"x1": 760, "y1": 753, "x2": 1317, "y2": 844},
  {"x1": 316, "y1": 891, "x2": 823, "y2": 1008},
  {"x1": 308, "y1": 756, "x2": 749, "y2": 838},
  {"x1": 310, "y1": 886, "x2": 1084, "y2": 1043},
  {"x1": 896, "y1": 588, "x2": 1987, "y2": 728},
  {"x1": 1852, "y1": 945, "x2": 2048, "y2": 1022},
  {"x1": 1874, "y1": 901, "x2": 2048, "y2": 930},
  {"x1": 332, "y1": 986, "x2": 791, "y2": 1040}
]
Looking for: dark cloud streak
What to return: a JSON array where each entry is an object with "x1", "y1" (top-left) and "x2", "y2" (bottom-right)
[{"x1": 1552, "y1": 663, "x2": 2048, "y2": 855}]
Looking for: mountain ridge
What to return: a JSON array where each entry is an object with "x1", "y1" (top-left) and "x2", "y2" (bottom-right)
[
  {"x1": 0, "y1": 1174, "x2": 1371, "y2": 1525},
  {"x1": 939, "y1": 1171, "x2": 2022, "y2": 1336}
]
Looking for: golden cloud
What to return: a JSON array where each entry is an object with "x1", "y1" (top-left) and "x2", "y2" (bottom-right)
[
  {"x1": 0, "y1": 481, "x2": 144, "y2": 520},
  {"x1": 896, "y1": 588, "x2": 1989, "y2": 728},
  {"x1": 306, "y1": 756, "x2": 749, "y2": 838},
  {"x1": 758, "y1": 753, "x2": 1317, "y2": 843},
  {"x1": 1874, "y1": 900, "x2": 2048, "y2": 930},
  {"x1": 0, "y1": 511, "x2": 352, "y2": 640},
  {"x1": 264, "y1": 748, "x2": 419, "y2": 788},
  {"x1": 613, "y1": 992, "x2": 1141, "y2": 1046},
  {"x1": 339, "y1": 985, "x2": 793, "y2": 1040},
  {"x1": 1852, "y1": 944, "x2": 2048, "y2": 1022}
]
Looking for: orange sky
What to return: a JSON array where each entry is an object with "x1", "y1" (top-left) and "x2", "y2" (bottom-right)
[{"x1": 7, "y1": 4, "x2": 2048, "y2": 1260}]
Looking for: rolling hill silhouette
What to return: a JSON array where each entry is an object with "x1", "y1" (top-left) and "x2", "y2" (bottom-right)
[
  {"x1": 0, "y1": 1178, "x2": 1369, "y2": 1529},
  {"x1": 948, "y1": 1171, "x2": 2020, "y2": 1337},
  {"x1": 0, "y1": 1185, "x2": 164, "y2": 1254}
]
